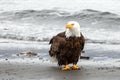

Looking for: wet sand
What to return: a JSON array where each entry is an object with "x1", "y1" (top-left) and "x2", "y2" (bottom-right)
[{"x1": 0, "y1": 59, "x2": 120, "y2": 80}]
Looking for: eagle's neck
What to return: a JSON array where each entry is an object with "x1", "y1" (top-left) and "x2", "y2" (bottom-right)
[{"x1": 65, "y1": 28, "x2": 81, "y2": 38}]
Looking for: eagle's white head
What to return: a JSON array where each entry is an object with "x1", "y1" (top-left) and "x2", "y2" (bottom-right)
[{"x1": 65, "y1": 21, "x2": 81, "y2": 38}]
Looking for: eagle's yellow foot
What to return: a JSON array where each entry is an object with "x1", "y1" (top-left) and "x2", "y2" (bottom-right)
[
  {"x1": 61, "y1": 65, "x2": 71, "y2": 71},
  {"x1": 71, "y1": 64, "x2": 80, "y2": 70}
]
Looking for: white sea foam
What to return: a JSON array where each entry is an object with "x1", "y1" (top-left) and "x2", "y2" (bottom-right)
[{"x1": 0, "y1": 20, "x2": 120, "y2": 45}]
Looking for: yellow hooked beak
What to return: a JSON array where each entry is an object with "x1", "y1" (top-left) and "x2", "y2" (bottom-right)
[{"x1": 66, "y1": 24, "x2": 73, "y2": 29}]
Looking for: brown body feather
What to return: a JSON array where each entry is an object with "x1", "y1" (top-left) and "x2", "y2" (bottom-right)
[{"x1": 49, "y1": 32, "x2": 85, "y2": 65}]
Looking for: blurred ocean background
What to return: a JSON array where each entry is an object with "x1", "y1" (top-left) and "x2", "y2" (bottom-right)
[{"x1": 0, "y1": 0, "x2": 120, "y2": 60}]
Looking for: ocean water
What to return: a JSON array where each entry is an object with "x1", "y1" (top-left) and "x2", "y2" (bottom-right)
[
  {"x1": 0, "y1": 9, "x2": 120, "y2": 44},
  {"x1": 0, "y1": 0, "x2": 120, "y2": 60}
]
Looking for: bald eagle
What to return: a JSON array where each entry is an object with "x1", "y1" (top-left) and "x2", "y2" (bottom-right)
[{"x1": 49, "y1": 21, "x2": 85, "y2": 70}]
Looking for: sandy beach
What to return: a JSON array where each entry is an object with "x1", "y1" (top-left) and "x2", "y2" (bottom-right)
[{"x1": 0, "y1": 58, "x2": 120, "y2": 80}]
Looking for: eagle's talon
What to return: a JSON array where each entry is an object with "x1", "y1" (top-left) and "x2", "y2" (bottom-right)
[
  {"x1": 61, "y1": 65, "x2": 71, "y2": 71},
  {"x1": 71, "y1": 64, "x2": 80, "y2": 70}
]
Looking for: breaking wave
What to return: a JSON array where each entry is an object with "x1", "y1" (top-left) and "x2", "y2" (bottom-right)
[{"x1": 0, "y1": 9, "x2": 120, "y2": 20}]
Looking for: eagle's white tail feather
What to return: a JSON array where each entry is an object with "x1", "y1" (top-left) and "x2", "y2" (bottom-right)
[{"x1": 50, "y1": 56, "x2": 58, "y2": 63}]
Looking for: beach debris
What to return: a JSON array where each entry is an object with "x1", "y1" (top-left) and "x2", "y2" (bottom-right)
[
  {"x1": 17, "y1": 52, "x2": 37, "y2": 57},
  {"x1": 80, "y1": 56, "x2": 90, "y2": 60}
]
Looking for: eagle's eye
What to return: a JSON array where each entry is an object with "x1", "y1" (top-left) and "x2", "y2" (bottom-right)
[{"x1": 71, "y1": 23, "x2": 74, "y2": 25}]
